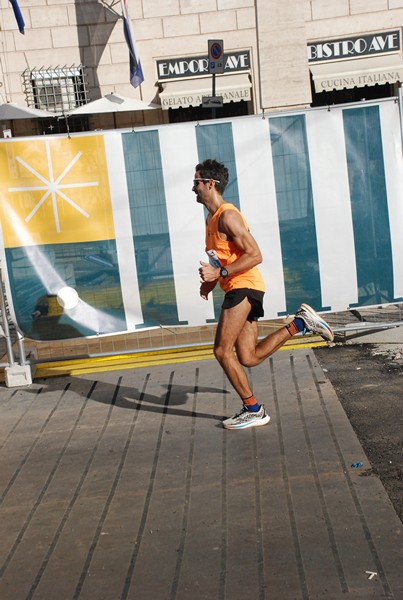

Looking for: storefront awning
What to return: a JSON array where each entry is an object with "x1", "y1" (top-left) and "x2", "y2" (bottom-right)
[
  {"x1": 158, "y1": 73, "x2": 251, "y2": 110},
  {"x1": 310, "y1": 53, "x2": 403, "y2": 92}
]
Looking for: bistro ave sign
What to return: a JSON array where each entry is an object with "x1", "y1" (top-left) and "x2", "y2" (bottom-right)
[
  {"x1": 308, "y1": 30, "x2": 401, "y2": 62},
  {"x1": 157, "y1": 50, "x2": 250, "y2": 80}
]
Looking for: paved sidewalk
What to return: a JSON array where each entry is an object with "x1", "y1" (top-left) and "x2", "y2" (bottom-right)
[{"x1": 0, "y1": 348, "x2": 402, "y2": 600}]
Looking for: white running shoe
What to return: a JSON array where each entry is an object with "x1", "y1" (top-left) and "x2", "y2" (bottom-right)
[
  {"x1": 223, "y1": 404, "x2": 270, "y2": 430},
  {"x1": 295, "y1": 303, "x2": 334, "y2": 342}
]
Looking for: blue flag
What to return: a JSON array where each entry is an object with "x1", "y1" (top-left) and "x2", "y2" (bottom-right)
[
  {"x1": 9, "y1": 0, "x2": 25, "y2": 34},
  {"x1": 120, "y1": 0, "x2": 144, "y2": 88}
]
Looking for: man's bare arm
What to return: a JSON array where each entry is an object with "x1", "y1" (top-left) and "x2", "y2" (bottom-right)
[{"x1": 218, "y1": 209, "x2": 262, "y2": 275}]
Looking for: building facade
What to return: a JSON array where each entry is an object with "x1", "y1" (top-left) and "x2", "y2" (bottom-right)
[{"x1": 0, "y1": 0, "x2": 403, "y2": 135}]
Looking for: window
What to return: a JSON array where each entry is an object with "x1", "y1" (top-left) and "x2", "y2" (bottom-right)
[
  {"x1": 22, "y1": 65, "x2": 89, "y2": 134},
  {"x1": 22, "y1": 65, "x2": 89, "y2": 113}
]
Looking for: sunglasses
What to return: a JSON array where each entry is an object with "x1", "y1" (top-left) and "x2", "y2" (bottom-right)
[{"x1": 193, "y1": 178, "x2": 220, "y2": 187}]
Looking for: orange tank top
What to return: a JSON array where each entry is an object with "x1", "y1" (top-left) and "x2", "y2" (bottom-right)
[{"x1": 205, "y1": 203, "x2": 265, "y2": 293}]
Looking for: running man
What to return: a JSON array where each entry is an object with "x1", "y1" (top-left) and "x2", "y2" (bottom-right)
[{"x1": 194, "y1": 158, "x2": 334, "y2": 430}]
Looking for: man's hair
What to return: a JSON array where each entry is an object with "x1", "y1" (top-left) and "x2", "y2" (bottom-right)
[{"x1": 195, "y1": 159, "x2": 229, "y2": 195}]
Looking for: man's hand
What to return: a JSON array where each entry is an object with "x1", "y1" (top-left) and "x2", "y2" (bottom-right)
[
  {"x1": 199, "y1": 261, "x2": 219, "y2": 300},
  {"x1": 200, "y1": 280, "x2": 217, "y2": 300},
  {"x1": 199, "y1": 261, "x2": 220, "y2": 283}
]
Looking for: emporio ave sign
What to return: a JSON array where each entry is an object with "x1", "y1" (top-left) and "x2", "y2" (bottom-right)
[
  {"x1": 157, "y1": 50, "x2": 250, "y2": 80},
  {"x1": 308, "y1": 30, "x2": 401, "y2": 62}
]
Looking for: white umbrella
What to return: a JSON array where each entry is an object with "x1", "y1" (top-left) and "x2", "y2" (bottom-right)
[
  {"x1": 68, "y1": 93, "x2": 159, "y2": 115},
  {"x1": 0, "y1": 102, "x2": 57, "y2": 120}
]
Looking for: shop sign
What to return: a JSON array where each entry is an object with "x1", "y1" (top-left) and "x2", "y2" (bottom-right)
[
  {"x1": 157, "y1": 50, "x2": 250, "y2": 80},
  {"x1": 161, "y1": 87, "x2": 250, "y2": 109},
  {"x1": 318, "y1": 69, "x2": 403, "y2": 91},
  {"x1": 308, "y1": 30, "x2": 401, "y2": 63}
]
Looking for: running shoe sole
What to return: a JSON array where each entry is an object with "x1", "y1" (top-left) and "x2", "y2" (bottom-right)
[{"x1": 223, "y1": 413, "x2": 271, "y2": 430}]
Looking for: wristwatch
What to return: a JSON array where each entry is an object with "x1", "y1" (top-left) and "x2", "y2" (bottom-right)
[{"x1": 220, "y1": 266, "x2": 229, "y2": 278}]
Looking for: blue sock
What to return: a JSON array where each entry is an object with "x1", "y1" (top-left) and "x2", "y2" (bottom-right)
[
  {"x1": 245, "y1": 402, "x2": 260, "y2": 412},
  {"x1": 293, "y1": 317, "x2": 305, "y2": 332},
  {"x1": 243, "y1": 395, "x2": 260, "y2": 412}
]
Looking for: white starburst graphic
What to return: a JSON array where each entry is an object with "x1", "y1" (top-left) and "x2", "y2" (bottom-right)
[{"x1": 8, "y1": 140, "x2": 99, "y2": 233}]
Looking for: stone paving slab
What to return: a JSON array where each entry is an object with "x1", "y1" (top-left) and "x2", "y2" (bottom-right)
[{"x1": 0, "y1": 348, "x2": 402, "y2": 600}]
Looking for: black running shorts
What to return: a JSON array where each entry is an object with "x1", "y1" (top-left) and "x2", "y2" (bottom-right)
[{"x1": 221, "y1": 288, "x2": 265, "y2": 322}]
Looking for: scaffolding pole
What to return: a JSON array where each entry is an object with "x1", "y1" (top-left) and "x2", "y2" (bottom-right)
[{"x1": 0, "y1": 267, "x2": 32, "y2": 387}]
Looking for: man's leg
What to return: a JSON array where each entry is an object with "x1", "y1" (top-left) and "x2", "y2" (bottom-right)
[
  {"x1": 214, "y1": 297, "x2": 255, "y2": 399},
  {"x1": 215, "y1": 297, "x2": 293, "y2": 394},
  {"x1": 235, "y1": 304, "x2": 334, "y2": 368},
  {"x1": 235, "y1": 320, "x2": 291, "y2": 368},
  {"x1": 214, "y1": 298, "x2": 333, "y2": 429},
  {"x1": 215, "y1": 298, "x2": 271, "y2": 429}
]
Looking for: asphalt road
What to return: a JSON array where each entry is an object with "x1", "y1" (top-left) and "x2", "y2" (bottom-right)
[{"x1": 314, "y1": 342, "x2": 403, "y2": 523}]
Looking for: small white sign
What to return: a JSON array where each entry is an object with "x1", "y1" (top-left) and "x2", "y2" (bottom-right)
[{"x1": 202, "y1": 96, "x2": 224, "y2": 108}]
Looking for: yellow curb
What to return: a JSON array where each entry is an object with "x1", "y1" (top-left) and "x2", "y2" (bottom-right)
[
  {"x1": 0, "y1": 337, "x2": 327, "y2": 381},
  {"x1": 34, "y1": 347, "x2": 216, "y2": 378},
  {"x1": 0, "y1": 336, "x2": 327, "y2": 382}
]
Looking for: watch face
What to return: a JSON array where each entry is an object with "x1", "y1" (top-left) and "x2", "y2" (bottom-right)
[{"x1": 220, "y1": 267, "x2": 228, "y2": 278}]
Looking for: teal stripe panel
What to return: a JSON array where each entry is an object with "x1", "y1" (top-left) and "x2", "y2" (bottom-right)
[
  {"x1": 195, "y1": 122, "x2": 240, "y2": 208},
  {"x1": 343, "y1": 106, "x2": 394, "y2": 306},
  {"x1": 122, "y1": 131, "x2": 182, "y2": 327},
  {"x1": 5, "y1": 241, "x2": 126, "y2": 340},
  {"x1": 269, "y1": 114, "x2": 323, "y2": 315},
  {"x1": 195, "y1": 122, "x2": 239, "y2": 320}
]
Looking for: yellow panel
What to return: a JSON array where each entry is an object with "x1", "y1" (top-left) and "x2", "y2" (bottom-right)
[{"x1": 0, "y1": 135, "x2": 115, "y2": 247}]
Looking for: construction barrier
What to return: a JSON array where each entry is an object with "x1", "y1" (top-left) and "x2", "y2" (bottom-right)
[{"x1": 0, "y1": 98, "x2": 402, "y2": 343}]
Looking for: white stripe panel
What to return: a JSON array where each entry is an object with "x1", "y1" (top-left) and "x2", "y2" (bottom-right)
[
  {"x1": 232, "y1": 116, "x2": 286, "y2": 319},
  {"x1": 379, "y1": 101, "x2": 403, "y2": 299},
  {"x1": 306, "y1": 109, "x2": 358, "y2": 311},
  {"x1": 159, "y1": 123, "x2": 215, "y2": 325},
  {"x1": 103, "y1": 132, "x2": 143, "y2": 330}
]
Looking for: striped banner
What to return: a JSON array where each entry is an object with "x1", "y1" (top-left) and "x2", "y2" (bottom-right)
[{"x1": 0, "y1": 100, "x2": 402, "y2": 341}]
